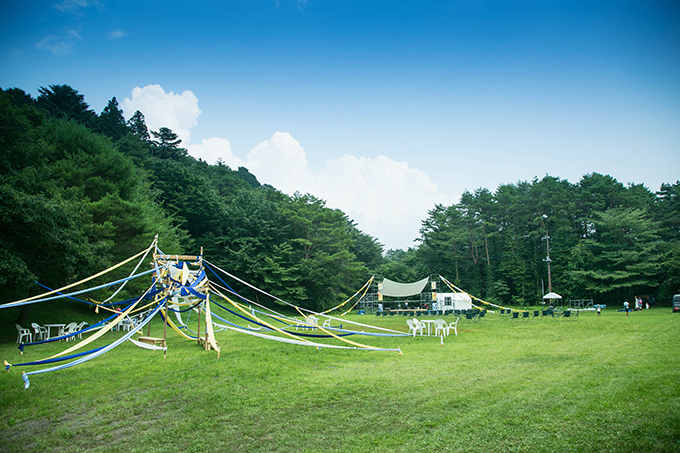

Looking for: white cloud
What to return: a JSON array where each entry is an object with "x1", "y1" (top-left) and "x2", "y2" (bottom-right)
[
  {"x1": 312, "y1": 154, "x2": 457, "y2": 250},
  {"x1": 138, "y1": 84, "x2": 455, "y2": 249},
  {"x1": 190, "y1": 131, "x2": 456, "y2": 250},
  {"x1": 107, "y1": 30, "x2": 127, "y2": 40},
  {"x1": 36, "y1": 28, "x2": 82, "y2": 56},
  {"x1": 36, "y1": 35, "x2": 75, "y2": 56},
  {"x1": 122, "y1": 85, "x2": 201, "y2": 145},
  {"x1": 54, "y1": 0, "x2": 103, "y2": 16},
  {"x1": 188, "y1": 137, "x2": 242, "y2": 166},
  {"x1": 243, "y1": 132, "x2": 308, "y2": 193}
]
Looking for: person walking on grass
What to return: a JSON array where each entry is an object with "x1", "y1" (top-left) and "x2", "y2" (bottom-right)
[{"x1": 624, "y1": 300, "x2": 630, "y2": 317}]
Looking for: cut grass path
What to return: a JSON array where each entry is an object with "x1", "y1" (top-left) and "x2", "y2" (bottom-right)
[{"x1": 1, "y1": 308, "x2": 679, "y2": 452}]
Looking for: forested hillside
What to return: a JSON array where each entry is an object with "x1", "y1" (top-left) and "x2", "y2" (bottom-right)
[
  {"x1": 1, "y1": 85, "x2": 678, "y2": 316},
  {"x1": 0, "y1": 85, "x2": 382, "y2": 317}
]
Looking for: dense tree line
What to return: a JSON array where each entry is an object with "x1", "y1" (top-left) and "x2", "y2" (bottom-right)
[
  {"x1": 416, "y1": 175, "x2": 680, "y2": 306},
  {"x1": 1, "y1": 84, "x2": 678, "y2": 320}
]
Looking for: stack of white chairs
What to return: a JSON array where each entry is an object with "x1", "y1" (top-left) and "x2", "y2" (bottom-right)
[{"x1": 406, "y1": 319, "x2": 424, "y2": 337}]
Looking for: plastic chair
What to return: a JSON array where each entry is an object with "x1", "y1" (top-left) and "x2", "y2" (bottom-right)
[
  {"x1": 31, "y1": 323, "x2": 48, "y2": 341},
  {"x1": 406, "y1": 319, "x2": 423, "y2": 337},
  {"x1": 76, "y1": 321, "x2": 88, "y2": 339},
  {"x1": 434, "y1": 318, "x2": 447, "y2": 336},
  {"x1": 120, "y1": 317, "x2": 134, "y2": 332},
  {"x1": 512, "y1": 312, "x2": 519, "y2": 320},
  {"x1": 63, "y1": 322, "x2": 78, "y2": 341},
  {"x1": 448, "y1": 317, "x2": 460, "y2": 336},
  {"x1": 434, "y1": 318, "x2": 457, "y2": 337},
  {"x1": 16, "y1": 324, "x2": 32, "y2": 344},
  {"x1": 414, "y1": 318, "x2": 427, "y2": 336}
]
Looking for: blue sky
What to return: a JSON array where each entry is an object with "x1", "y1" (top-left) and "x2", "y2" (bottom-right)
[{"x1": 2, "y1": 1, "x2": 679, "y2": 250}]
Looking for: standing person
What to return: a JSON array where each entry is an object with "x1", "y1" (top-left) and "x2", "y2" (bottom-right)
[
  {"x1": 624, "y1": 300, "x2": 630, "y2": 317},
  {"x1": 597, "y1": 304, "x2": 601, "y2": 316}
]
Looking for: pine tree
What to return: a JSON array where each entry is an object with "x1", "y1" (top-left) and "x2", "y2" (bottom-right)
[
  {"x1": 126, "y1": 110, "x2": 150, "y2": 141},
  {"x1": 98, "y1": 97, "x2": 127, "y2": 141}
]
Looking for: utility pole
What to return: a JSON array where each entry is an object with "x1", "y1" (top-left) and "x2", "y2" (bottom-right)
[
  {"x1": 542, "y1": 231, "x2": 552, "y2": 293},
  {"x1": 539, "y1": 213, "x2": 552, "y2": 294}
]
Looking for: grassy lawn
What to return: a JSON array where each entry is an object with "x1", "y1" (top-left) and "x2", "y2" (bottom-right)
[{"x1": 1, "y1": 307, "x2": 679, "y2": 452}]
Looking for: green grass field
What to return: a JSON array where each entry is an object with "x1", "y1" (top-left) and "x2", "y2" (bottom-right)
[{"x1": 1, "y1": 307, "x2": 679, "y2": 452}]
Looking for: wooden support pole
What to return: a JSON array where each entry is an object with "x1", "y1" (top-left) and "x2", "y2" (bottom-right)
[
  {"x1": 163, "y1": 301, "x2": 168, "y2": 358},
  {"x1": 197, "y1": 303, "x2": 201, "y2": 346}
]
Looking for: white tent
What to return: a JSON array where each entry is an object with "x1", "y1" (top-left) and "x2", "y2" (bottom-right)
[
  {"x1": 542, "y1": 292, "x2": 562, "y2": 300},
  {"x1": 380, "y1": 277, "x2": 429, "y2": 298}
]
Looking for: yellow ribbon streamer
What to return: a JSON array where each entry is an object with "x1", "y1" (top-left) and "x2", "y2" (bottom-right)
[{"x1": 2, "y1": 243, "x2": 155, "y2": 308}]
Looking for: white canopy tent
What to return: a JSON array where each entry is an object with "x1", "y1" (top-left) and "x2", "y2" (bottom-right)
[
  {"x1": 380, "y1": 277, "x2": 430, "y2": 298},
  {"x1": 542, "y1": 292, "x2": 562, "y2": 307}
]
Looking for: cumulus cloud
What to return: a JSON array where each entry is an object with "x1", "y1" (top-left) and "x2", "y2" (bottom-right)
[
  {"x1": 188, "y1": 137, "x2": 243, "y2": 166},
  {"x1": 243, "y1": 132, "x2": 308, "y2": 193},
  {"x1": 122, "y1": 85, "x2": 201, "y2": 145},
  {"x1": 133, "y1": 84, "x2": 454, "y2": 249},
  {"x1": 312, "y1": 154, "x2": 457, "y2": 250},
  {"x1": 190, "y1": 131, "x2": 456, "y2": 249}
]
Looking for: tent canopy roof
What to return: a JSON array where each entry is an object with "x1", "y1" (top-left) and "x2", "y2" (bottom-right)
[{"x1": 381, "y1": 277, "x2": 429, "y2": 298}]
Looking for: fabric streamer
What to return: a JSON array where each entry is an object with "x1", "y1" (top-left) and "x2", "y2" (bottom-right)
[
  {"x1": 22, "y1": 301, "x2": 166, "y2": 383},
  {"x1": 0, "y1": 244, "x2": 156, "y2": 309},
  {"x1": 129, "y1": 338, "x2": 167, "y2": 351}
]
